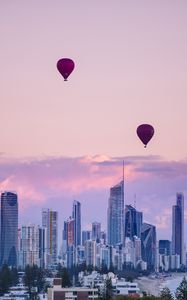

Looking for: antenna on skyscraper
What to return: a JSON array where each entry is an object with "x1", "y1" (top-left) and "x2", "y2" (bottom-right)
[
  {"x1": 134, "y1": 194, "x2": 136, "y2": 208},
  {"x1": 122, "y1": 160, "x2": 124, "y2": 183}
]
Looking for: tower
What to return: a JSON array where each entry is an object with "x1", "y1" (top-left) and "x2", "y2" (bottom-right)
[
  {"x1": 125, "y1": 205, "x2": 143, "y2": 239},
  {"x1": 42, "y1": 208, "x2": 58, "y2": 267},
  {"x1": 172, "y1": 193, "x2": 184, "y2": 265},
  {"x1": 141, "y1": 223, "x2": 156, "y2": 270},
  {"x1": 92, "y1": 222, "x2": 101, "y2": 242},
  {"x1": 107, "y1": 163, "x2": 124, "y2": 246},
  {"x1": 72, "y1": 200, "x2": 81, "y2": 247},
  {"x1": 1, "y1": 192, "x2": 18, "y2": 267}
]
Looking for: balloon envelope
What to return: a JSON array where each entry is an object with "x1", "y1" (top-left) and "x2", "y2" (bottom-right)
[
  {"x1": 57, "y1": 58, "x2": 75, "y2": 81},
  {"x1": 136, "y1": 124, "x2": 154, "y2": 147}
]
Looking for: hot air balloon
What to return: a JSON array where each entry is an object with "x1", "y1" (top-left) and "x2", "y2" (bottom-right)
[
  {"x1": 57, "y1": 58, "x2": 75, "y2": 81},
  {"x1": 136, "y1": 124, "x2": 154, "y2": 148}
]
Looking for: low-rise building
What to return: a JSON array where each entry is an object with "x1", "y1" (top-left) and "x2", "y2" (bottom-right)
[
  {"x1": 47, "y1": 279, "x2": 98, "y2": 300},
  {"x1": 78, "y1": 271, "x2": 140, "y2": 297}
]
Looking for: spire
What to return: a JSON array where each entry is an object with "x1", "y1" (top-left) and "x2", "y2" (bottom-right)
[
  {"x1": 134, "y1": 194, "x2": 136, "y2": 208},
  {"x1": 122, "y1": 160, "x2": 124, "y2": 183}
]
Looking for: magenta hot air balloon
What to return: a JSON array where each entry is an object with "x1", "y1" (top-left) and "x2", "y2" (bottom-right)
[
  {"x1": 57, "y1": 58, "x2": 75, "y2": 81},
  {"x1": 137, "y1": 124, "x2": 154, "y2": 148}
]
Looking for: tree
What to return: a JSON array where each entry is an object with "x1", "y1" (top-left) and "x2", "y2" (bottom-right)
[
  {"x1": 175, "y1": 277, "x2": 187, "y2": 300},
  {"x1": 10, "y1": 267, "x2": 19, "y2": 286},
  {"x1": 58, "y1": 267, "x2": 71, "y2": 287},
  {"x1": 0, "y1": 264, "x2": 11, "y2": 295},
  {"x1": 100, "y1": 260, "x2": 108, "y2": 274},
  {"x1": 103, "y1": 277, "x2": 113, "y2": 300},
  {"x1": 160, "y1": 287, "x2": 174, "y2": 300},
  {"x1": 24, "y1": 265, "x2": 45, "y2": 298}
]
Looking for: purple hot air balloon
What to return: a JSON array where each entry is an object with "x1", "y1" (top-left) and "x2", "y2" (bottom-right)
[
  {"x1": 136, "y1": 124, "x2": 154, "y2": 148},
  {"x1": 57, "y1": 58, "x2": 75, "y2": 81}
]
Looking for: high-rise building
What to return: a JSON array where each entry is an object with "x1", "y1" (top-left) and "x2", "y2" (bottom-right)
[
  {"x1": 100, "y1": 231, "x2": 107, "y2": 244},
  {"x1": 107, "y1": 180, "x2": 124, "y2": 246},
  {"x1": 85, "y1": 240, "x2": 97, "y2": 267},
  {"x1": 82, "y1": 230, "x2": 91, "y2": 246},
  {"x1": 125, "y1": 205, "x2": 143, "y2": 239},
  {"x1": 38, "y1": 226, "x2": 47, "y2": 268},
  {"x1": 99, "y1": 245, "x2": 110, "y2": 269},
  {"x1": 159, "y1": 240, "x2": 171, "y2": 256},
  {"x1": 64, "y1": 217, "x2": 75, "y2": 247},
  {"x1": 18, "y1": 224, "x2": 40, "y2": 268},
  {"x1": 92, "y1": 222, "x2": 101, "y2": 242},
  {"x1": 42, "y1": 209, "x2": 58, "y2": 267},
  {"x1": 141, "y1": 223, "x2": 156, "y2": 270},
  {"x1": 72, "y1": 200, "x2": 81, "y2": 247},
  {"x1": 172, "y1": 193, "x2": 184, "y2": 265},
  {"x1": 0, "y1": 192, "x2": 18, "y2": 267}
]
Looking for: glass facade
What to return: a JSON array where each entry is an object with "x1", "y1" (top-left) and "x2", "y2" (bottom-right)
[
  {"x1": 92, "y1": 222, "x2": 101, "y2": 242},
  {"x1": 107, "y1": 180, "x2": 124, "y2": 246},
  {"x1": 141, "y1": 222, "x2": 156, "y2": 270},
  {"x1": 159, "y1": 240, "x2": 171, "y2": 256},
  {"x1": 72, "y1": 200, "x2": 81, "y2": 247},
  {"x1": 125, "y1": 205, "x2": 142, "y2": 239},
  {"x1": 172, "y1": 193, "x2": 184, "y2": 264},
  {"x1": 1, "y1": 192, "x2": 18, "y2": 267},
  {"x1": 42, "y1": 208, "x2": 58, "y2": 267}
]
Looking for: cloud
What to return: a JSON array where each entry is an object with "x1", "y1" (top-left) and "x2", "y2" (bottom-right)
[{"x1": 0, "y1": 155, "x2": 187, "y2": 241}]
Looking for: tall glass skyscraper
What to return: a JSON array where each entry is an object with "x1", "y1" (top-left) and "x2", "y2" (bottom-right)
[
  {"x1": 159, "y1": 240, "x2": 171, "y2": 256},
  {"x1": 82, "y1": 230, "x2": 91, "y2": 246},
  {"x1": 72, "y1": 200, "x2": 81, "y2": 247},
  {"x1": 1, "y1": 192, "x2": 18, "y2": 267},
  {"x1": 125, "y1": 205, "x2": 143, "y2": 239},
  {"x1": 42, "y1": 208, "x2": 58, "y2": 267},
  {"x1": 107, "y1": 180, "x2": 124, "y2": 246},
  {"x1": 172, "y1": 193, "x2": 184, "y2": 265},
  {"x1": 92, "y1": 222, "x2": 101, "y2": 242},
  {"x1": 141, "y1": 222, "x2": 156, "y2": 270}
]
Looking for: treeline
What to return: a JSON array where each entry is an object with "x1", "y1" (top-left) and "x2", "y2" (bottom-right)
[
  {"x1": 0, "y1": 264, "x2": 18, "y2": 295},
  {"x1": 1, "y1": 264, "x2": 187, "y2": 300},
  {"x1": 56, "y1": 263, "x2": 150, "y2": 285},
  {"x1": 24, "y1": 265, "x2": 46, "y2": 297}
]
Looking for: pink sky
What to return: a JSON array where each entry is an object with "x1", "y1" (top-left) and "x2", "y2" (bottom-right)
[
  {"x1": 1, "y1": 1, "x2": 187, "y2": 241},
  {"x1": 1, "y1": 1, "x2": 187, "y2": 159}
]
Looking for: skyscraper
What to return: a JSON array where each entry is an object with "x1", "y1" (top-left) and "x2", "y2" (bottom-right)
[
  {"x1": 72, "y1": 200, "x2": 81, "y2": 247},
  {"x1": 125, "y1": 205, "x2": 143, "y2": 239},
  {"x1": 63, "y1": 217, "x2": 76, "y2": 268},
  {"x1": 42, "y1": 209, "x2": 58, "y2": 267},
  {"x1": 159, "y1": 240, "x2": 171, "y2": 256},
  {"x1": 64, "y1": 217, "x2": 75, "y2": 247},
  {"x1": 107, "y1": 179, "x2": 124, "y2": 246},
  {"x1": 172, "y1": 193, "x2": 184, "y2": 265},
  {"x1": 85, "y1": 240, "x2": 97, "y2": 267},
  {"x1": 141, "y1": 223, "x2": 156, "y2": 270},
  {"x1": 1, "y1": 192, "x2": 18, "y2": 267},
  {"x1": 82, "y1": 230, "x2": 91, "y2": 246},
  {"x1": 18, "y1": 224, "x2": 40, "y2": 268},
  {"x1": 92, "y1": 222, "x2": 101, "y2": 242}
]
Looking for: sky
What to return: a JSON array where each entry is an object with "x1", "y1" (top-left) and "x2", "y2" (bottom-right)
[{"x1": 1, "y1": 1, "x2": 187, "y2": 242}]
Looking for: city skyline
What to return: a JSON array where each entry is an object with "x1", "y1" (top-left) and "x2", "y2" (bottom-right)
[
  {"x1": 1, "y1": 186, "x2": 184, "y2": 271},
  {"x1": 0, "y1": 155, "x2": 186, "y2": 242},
  {"x1": 0, "y1": 173, "x2": 185, "y2": 245}
]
